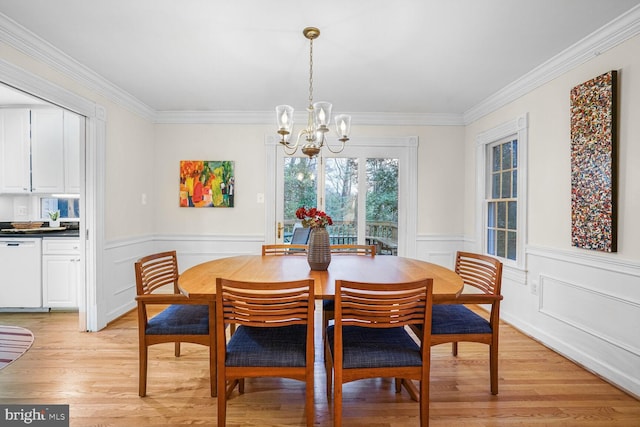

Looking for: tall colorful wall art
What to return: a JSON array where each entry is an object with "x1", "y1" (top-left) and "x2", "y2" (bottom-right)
[
  {"x1": 570, "y1": 70, "x2": 617, "y2": 252},
  {"x1": 179, "y1": 160, "x2": 235, "y2": 208}
]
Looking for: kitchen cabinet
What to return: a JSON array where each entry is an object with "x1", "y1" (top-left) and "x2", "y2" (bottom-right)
[
  {"x1": 42, "y1": 238, "x2": 80, "y2": 309},
  {"x1": 63, "y1": 111, "x2": 81, "y2": 193},
  {"x1": 31, "y1": 109, "x2": 65, "y2": 193},
  {"x1": 0, "y1": 109, "x2": 31, "y2": 193},
  {"x1": 0, "y1": 108, "x2": 80, "y2": 194}
]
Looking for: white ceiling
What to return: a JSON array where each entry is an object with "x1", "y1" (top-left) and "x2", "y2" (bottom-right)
[{"x1": 0, "y1": 0, "x2": 639, "y2": 117}]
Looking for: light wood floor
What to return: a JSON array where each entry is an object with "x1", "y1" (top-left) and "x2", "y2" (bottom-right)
[{"x1": 0, "y1": 306, "x2": 639, "y2": 426}]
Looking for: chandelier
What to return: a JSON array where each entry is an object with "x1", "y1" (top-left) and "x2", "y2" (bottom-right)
[{"x1": 276, "y1": 27, "x2": 351, "y2": 158}]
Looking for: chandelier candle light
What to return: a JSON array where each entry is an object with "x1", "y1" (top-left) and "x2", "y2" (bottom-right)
[{"x1": 276, "y1": 27, "x2": 352, "y2": 158}]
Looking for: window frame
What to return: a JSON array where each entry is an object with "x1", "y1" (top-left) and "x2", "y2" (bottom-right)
[{"x1": 476, "y1": 114, "x2": 528, "y2": 270}]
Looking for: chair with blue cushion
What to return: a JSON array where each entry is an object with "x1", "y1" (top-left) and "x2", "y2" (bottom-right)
[
  {"x1": 135, "y1": 250, "x2": 215, "y2": 397},
  {"x1": 216, "y1": 277, "x2": 315, "y2": 427},
  {"x1": 322, "y1": 244, "x2": 376, "y2": 340},
  {"x1": 325, "y1": 278, "x2": 433, "y2": 427},
  {"x1": 412, "y1": 251, "x2": 503, "y2": 395}
]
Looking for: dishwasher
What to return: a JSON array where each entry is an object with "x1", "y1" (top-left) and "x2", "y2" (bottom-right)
[{"x1": 0, "y1": 238, "x2": 42, "y2": 308}]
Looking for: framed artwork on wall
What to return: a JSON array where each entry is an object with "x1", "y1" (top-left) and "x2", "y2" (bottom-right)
[
  {"x1": 179, "y1": 160, "x2": 235, "y2": 208},
  {"x1": 570, "y1": 70, "x2": 617, "y2": 252}
]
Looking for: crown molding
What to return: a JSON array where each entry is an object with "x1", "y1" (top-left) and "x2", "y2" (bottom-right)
[
  {"x1": 0, "y1": 13, "x2": 155, "y2": 121},
  {"x1": 463, "y1": 4, "x2": 640, "y2": 124}
]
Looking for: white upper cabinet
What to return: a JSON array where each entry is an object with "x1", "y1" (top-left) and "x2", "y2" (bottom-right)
[
  {"x1": 31, "y1": 109, "x2": 65, "y2": 193},
  {"x1": 0, "y1": 109, "x2": 31, "y2": 193},
  {"x1": 63, "y1": 111, "x2": 81, "y2": 193},
  {"x1": 0, "y1": 108, "x2": 80, "y2": 194}
]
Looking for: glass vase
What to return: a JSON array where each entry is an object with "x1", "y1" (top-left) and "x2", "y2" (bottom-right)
[{"x1": 307, "y1": 227, "x2": 331, "y2": 270}]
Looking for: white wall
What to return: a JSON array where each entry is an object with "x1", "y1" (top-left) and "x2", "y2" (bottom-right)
[
  {"x1": 153, "y1": 123, "x2": 268, "y2": 236},
  {"x1": 151, "y1": 123, "x2": 466, "y2": 238},
  {"x1": 464, "y1": 34, "x2": 640, "y2": 397}
]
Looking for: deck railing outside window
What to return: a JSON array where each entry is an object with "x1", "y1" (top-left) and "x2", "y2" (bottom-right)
[{"x1": 284, "y1": 221, "x2": 398, "y2": 255}]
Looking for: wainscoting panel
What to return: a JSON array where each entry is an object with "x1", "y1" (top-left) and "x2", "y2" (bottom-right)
[
  {"x1": 415, "y1": 234, "x2": 464, "y2": 269},
  {"x1": 501, "y1": 245, "x2": 640, "y2": 398},
  {"x1": 540, "y1": 274, "x2": 640, "y2": 355},
  {"x1": 102, "y1": 234, "x2": 264, "y2": 325},
  {"x1": 102, "y1": 236, "x2": 156, "y2": 323}
]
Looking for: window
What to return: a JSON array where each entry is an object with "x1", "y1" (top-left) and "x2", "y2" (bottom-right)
[
  {"x1": 269, "y1": 136, "x2": 418, "y2": 257},
  {"x1": 40, "y1": 197, "x2": 80, "y2": 221},
  {"x1": 487, "y1": 139, "x2": 518, "y2": 260},
  {"x1": 476, "y1": 114, "x2": 528, "y2": 268},
  {"x1": 281, "y1": 156, "x2": 399, "y2": 254}
]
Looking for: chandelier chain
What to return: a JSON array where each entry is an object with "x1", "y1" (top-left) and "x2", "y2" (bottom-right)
[{"x1": 308, "y1": 38, "x2": 314, "y2": 107}]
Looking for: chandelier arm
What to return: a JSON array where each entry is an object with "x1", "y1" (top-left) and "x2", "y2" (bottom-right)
[
  {"x1": 281, "y1": 141, "x2": 299, "y2": 156},
  {"x1": 323, "y1": 139, "x2": 347, "y2": 154}
]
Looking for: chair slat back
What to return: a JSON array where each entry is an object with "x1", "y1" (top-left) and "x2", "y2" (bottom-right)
[
  {"x1": 335, "y1": 279, "x2": 433, "y2": 329},
  {"x1": 262, "y1": 244, "x2": 308, "y2": 256},
  {"x1": 216, "y1": 278, "x2": 315, "y2": 328},
  {"x1": 135, "y1": 251, "x2": 179, "y2": 295},
  {"x1": 330, "y1": 244, "x2": 376, "y2": 256},
  {"x1": 455, "y1": 251, "x2": 503, "y2": 296}
]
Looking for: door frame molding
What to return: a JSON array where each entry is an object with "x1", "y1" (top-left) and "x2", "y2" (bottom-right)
[
  {"x1": 0, "y1": 58, "x2": 106, "y2": 331},
  {"x1": 264, "y1": 135, "x2": 418, "y2": 257}
]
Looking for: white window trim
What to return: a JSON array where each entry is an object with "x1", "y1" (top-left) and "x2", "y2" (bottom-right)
[{"x1": 475, "y1": 114, "x2": 528, "y2": 270}]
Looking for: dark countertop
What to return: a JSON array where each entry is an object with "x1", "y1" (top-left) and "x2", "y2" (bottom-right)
[{"x1": 0, "y1": 222, "x2": 80, "y2": 239}]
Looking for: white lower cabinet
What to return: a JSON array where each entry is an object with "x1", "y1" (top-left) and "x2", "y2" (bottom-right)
[{"x1": 42, "y1": 239, "x2": 80, "y2": 309}]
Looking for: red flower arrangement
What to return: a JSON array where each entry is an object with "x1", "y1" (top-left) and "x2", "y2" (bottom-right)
[{"x1": 295, "y1": 207, "x2": 333, "y2": 228}]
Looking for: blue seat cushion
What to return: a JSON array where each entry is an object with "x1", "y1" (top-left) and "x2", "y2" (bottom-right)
[
  {"x1": 146, "y1": 304, "x2": 209, "y2": 335},
  {"x1": 226, "y1": 325, "x2": 308, "y2": 367},
  {"x1": 323, "y1": 300, "x2": 334, "y2": 311},
  {"x1": 430, "y1": 304, "x2": 492, "y2": 335},
  {"x1": 327, "y1": 326, "x2": 422, "y2": 368}
]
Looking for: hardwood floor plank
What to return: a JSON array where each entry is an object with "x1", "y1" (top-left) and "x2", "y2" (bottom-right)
[{"x1": 0, "y1": 307, "x2": 638, "y2": 426}]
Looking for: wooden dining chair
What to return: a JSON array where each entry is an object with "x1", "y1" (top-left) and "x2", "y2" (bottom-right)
[
  {"x1": 329, "y1": 244, "x2": 376, "y2": 256},
  {"x1": 411, "y1": 251, "x2": 503, "y2": 395},
  {"x1": 261, "y1": 244, "x2": 308, "y2": 255},
  {"x1": 216, "y1": 278, "x2": 315, "y2": 427},
  {"x1": 134, "y1": 250, "x2": 215, "y2": 397},
  {"x1": 322, "y1": 244, "x2": 376, "y2": 340},
  {"x1": 325, "y1": 278, "x2": 433, "y2": 427}
]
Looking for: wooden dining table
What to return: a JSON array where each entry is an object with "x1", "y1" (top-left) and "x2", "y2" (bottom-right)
[
  {"x1": 178, "y1": 254, "x2": 464, "y2": 302},
  {"x1": 178, "y1": 254, "x2": 464, "y2": 401}
]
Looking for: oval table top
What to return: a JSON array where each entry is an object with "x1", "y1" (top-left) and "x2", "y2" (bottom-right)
[{"x1": 179, "y1": 254, "x2": 463, "y2": 302}]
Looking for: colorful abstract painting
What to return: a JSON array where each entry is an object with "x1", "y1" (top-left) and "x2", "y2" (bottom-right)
[
  {"x1": 179, "y1": 161, "x2": 235, "y2": 208},
  {"x1": 570, "y1": 70, "x2": 617, "y2": 252}
]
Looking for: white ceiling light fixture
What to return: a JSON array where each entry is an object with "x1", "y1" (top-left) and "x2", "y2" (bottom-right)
[{"x1": 276, "y1": 27, "x2": 351, "y2": 158}]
